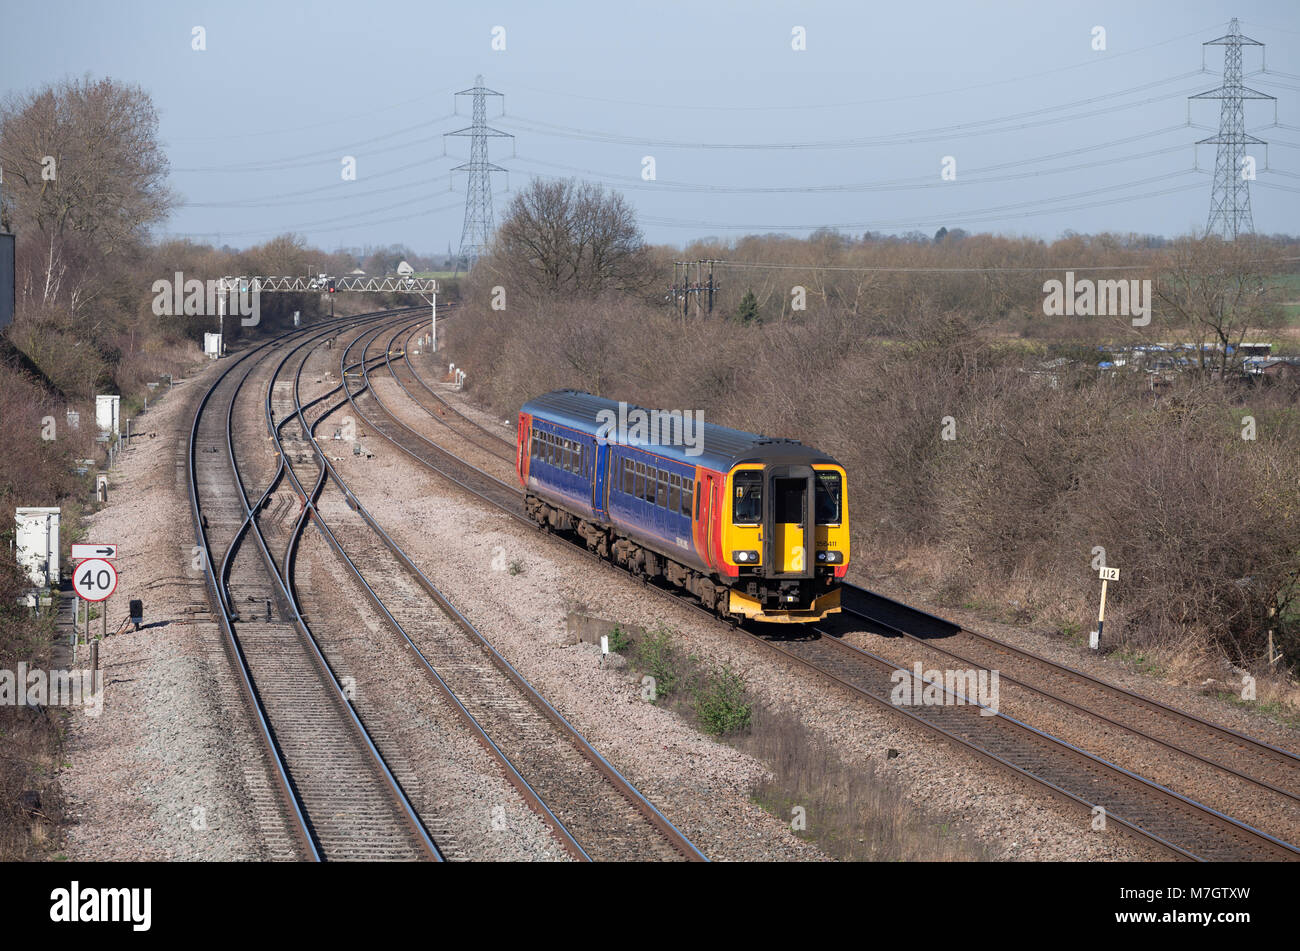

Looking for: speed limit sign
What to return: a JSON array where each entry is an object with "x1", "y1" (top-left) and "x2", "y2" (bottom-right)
[{"x1": 73, "y1": 558, "x2": 118, "y2": 602}]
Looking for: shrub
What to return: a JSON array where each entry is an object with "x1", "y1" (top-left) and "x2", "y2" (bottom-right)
[{"x1": 696, "y1": 664, "x2": 752, "y2": 736}]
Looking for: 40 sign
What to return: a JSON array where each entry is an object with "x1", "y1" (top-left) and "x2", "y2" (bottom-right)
[{"x1": 73, "y1": 558, "x2": 118, "y2": 602}]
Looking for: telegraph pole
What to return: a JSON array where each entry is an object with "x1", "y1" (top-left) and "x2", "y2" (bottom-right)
[
  {"x1": 670, "y1": 260, "x2": 721, "y2": 317},
  {"x1": 1191, "y1": 18, "x2": 1275, "y2": 238}
]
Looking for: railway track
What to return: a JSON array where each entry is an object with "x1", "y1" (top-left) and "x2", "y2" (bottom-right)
[
  {"x1": 833, "y1": 587, "x2": 1300, "y2": 835},
  {"x1": 189, "y1": 310, "x2": 442, "y2": 861},
  {"x1": 270, "y1": 317, "x2": 704, "y2": 861},
  {"x1": 362, "y1": 332, "x2": 1300, "y2": 861}
]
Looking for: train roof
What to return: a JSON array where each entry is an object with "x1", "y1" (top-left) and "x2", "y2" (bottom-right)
[{"x1": 521, "y1": 390, "x2": 841, "y2": 471}]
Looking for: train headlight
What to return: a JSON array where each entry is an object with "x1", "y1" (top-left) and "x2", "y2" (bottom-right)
[
  {"x1": 817, "y1": 550, "x2": 843, "y2": 564},
  {"x1": 732, "y1": 550, "x2": 759, "y2": 564}
]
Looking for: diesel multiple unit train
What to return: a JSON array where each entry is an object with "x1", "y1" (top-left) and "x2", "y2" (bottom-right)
[{"x1": 517, "y1": 390, "x2": 849, "y2": 623}]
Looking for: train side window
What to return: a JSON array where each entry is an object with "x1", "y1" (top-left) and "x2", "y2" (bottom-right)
[
  {"x1": 562, "y1": 440, "x2": 571, "y2": 473},
  {"x1": 656, "y1": 472, "x2": 667, "y2": 508},
  {"x1": 546, "y1": 434, "x2": 555, "y2": 466},
  {"x1": 622, "y1": 458, "x2": 632, "y2": 494},
  {"x1": 634, "y1": 462, "x2": 644, "y2": 500},
  {"x1": 683, "y1": 479, "x2": 693, "y2": 518},
  {"x1": 669, "y1": 474, "x2": 680, "y2": 513}
]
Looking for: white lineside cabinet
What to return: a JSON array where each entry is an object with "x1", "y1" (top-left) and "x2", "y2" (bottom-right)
[
  {"x1": 15, "y1": 506, "x2": 61, "y2": 587},
  {"x1": 95, "y1": 394, "x2": 120, "y2": 436},
  {"x1": 204, "y1": 332, "x2": 222, "y2": 359}
]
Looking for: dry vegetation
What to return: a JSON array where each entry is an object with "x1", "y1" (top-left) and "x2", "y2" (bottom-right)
[
  {"x1": 0, "y1": 76, "x2": 443, "y2": 858},
  {"x1": 448, "y1": 180, "x2": 1300, "y2": 697}
]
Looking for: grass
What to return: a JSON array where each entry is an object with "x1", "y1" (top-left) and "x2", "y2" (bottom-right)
[
  {"x1": 1215, "y1": 690, "x2": 1300, "y2": 730},
  {"x1": 1111, "y1": 647, "x2": 1166, "y2": 678},
  {"x1": 610, "y1": 619, "x2": 987, "y2": 860},
  {"x1": 738, "y1": 703, "x2": 990, "y2": 861}
]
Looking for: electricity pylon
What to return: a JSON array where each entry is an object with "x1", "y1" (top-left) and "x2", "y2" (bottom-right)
[
  {"x1": 446, "y1": 75, "x2": 513, "y2": 266},
  {"x1": 1190, "y1": 18, "x2": 1275, "y2": 239}
]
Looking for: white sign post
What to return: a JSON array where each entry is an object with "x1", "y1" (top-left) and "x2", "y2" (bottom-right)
[
  {"x1": 1092, "y1": 566, "x2": 1119, "y2": 650},
  {"x1": 72, "y1": 543, "x2": 117, "y2": 560},
  {"x1": 73, "y1": 558, "x2": 117, "y2": 602},
  {"x1": 72, "y1": 556, "x2": 117, "y2": 657}
]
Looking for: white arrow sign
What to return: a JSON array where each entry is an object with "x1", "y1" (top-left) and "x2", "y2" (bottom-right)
[
  {"x1": 72, "y1": 543, "x2": 118, "y2": 560},
  {"x1": 73, "y1": 558, "x2": 118, "y2": 602}
]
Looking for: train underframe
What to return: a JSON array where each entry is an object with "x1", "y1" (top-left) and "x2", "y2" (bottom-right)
[{"x1": 525, "y1": 494, "x2": 842, "y2": 623}]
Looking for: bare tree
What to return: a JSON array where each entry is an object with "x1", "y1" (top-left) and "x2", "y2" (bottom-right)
[
  {"x1": 0, "y1": 76, "x2": 174, "y2": 312},
  {"x1": 1153, "y1": 236, "x2": 1285, "y2": 379},
  {"x1": 488, "y1": 178, "x2": 650, "y2": 300}
]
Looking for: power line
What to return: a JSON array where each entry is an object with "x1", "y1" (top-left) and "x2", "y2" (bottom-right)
[
  {"x1": 696, "y1": 255, "x2": 1300, "y2": 274},
  {"x1": 637, "y1": 173, "x2": 1206, "y2": 232},
  {"x1": 498, "y1": 73, "x2": 1207, "y2": 151},
  {"x1": 507, "y1": 22, "x2": 1226, "y2": 113},
  {"x1": 508, "y1": 139, "x2": 1192, "y2": 196},
  {"x1": 171, "y1": 115, "x2": 456, "y2": 173}
]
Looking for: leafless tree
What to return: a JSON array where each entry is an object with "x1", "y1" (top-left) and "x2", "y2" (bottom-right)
[
  {"x1": 487, "y1": 178, "x2": 651, "y2": 300},
  {"x1": 1153, "y1": 236, "x2": 1285, "y2": 379},
  {"x1": 0, "y1": 76, "x2": 174, "y2": 312}
]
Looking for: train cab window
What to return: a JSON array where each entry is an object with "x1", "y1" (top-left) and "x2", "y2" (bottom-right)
[
  {"x1": 775, "y1": 478, "x2": 805, "y2": 523},
  {"x1": 682, "y1": 480, "x2": 693, "y2": 518},
  {"x1": 816, "y1": 472, "x2": 842, "y2": 524},
  {"x1": 669, "y1": 474, "x2": 680, "y2": 513},
  {"x1": 733, "y1": 471, "x2": 762, "y2": 524},
  {"x1": 656, "y1": 472, "x2": 667, "y2": 508}
]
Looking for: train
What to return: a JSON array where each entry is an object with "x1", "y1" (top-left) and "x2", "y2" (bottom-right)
[{"x1": 516, "y1": 390, "x2": 848, "y2": 623}]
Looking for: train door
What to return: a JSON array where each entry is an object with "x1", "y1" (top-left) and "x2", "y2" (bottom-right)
[
  {"x1": 697, "y1": 470, "x2": 721, "y2": 571},
  {"x1": 764, "y1": 466, "x2": 815, "y2": 578},
  {"x1": 592, "y1": 438, "x2": 607, "y2": 517},
  {"x1": 517, "y1": 413, "x2": 531, "y2": 484}
]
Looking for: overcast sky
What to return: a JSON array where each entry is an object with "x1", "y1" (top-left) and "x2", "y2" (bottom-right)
[{"x1": 2, "y1": 0, "x2": 1298, "y2": 254}]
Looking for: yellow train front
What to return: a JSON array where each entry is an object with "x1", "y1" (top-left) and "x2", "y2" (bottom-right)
[{"x1": 517, "y1": 391, "x2": 849, "y2": 623}]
